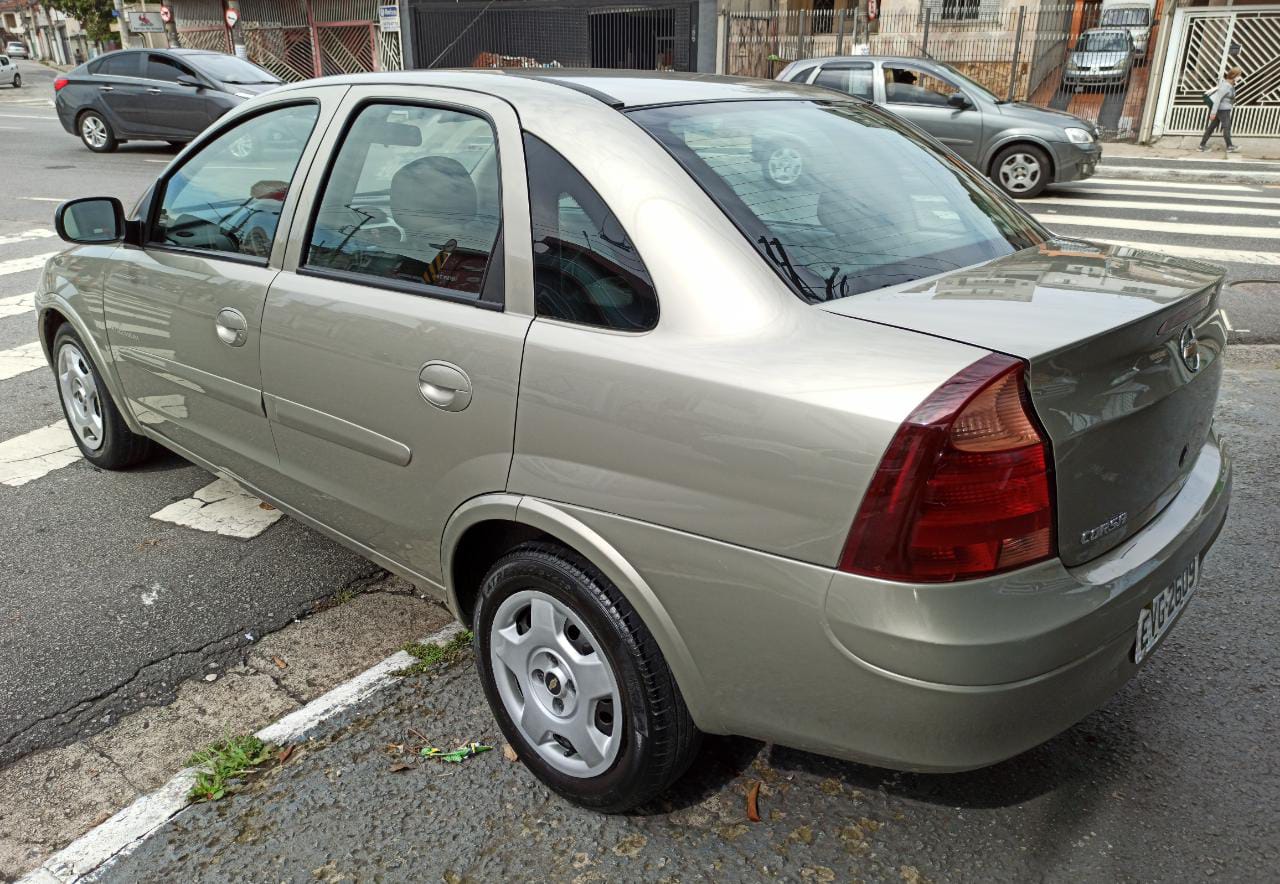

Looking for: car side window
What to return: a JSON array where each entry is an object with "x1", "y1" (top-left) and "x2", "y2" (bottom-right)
[
  {"x1": 813, "y1": 65, "x2": 874, "y2": 100},
  {"x1": 524, "y1": 134, "x2": 658, "y2": 332},
  {"x1": 306, "y1": 103, "x2": 501, "y2": 299},
  {"x1": 884, "y1": 65, "x2": 958, "y2": 106},
  {"x1": 147, "y1": 54, "x2": 194, "y2": 82},
  {"x1": 151, "y1": 103, "x2": 319, "y2": 260},
  {"x1": 95, "y1": 52, "x2": 140, "y2": 77}
]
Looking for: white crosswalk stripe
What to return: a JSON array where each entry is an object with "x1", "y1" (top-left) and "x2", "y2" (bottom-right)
[
  {"x1": 150, "y1": 478, "x2": 283, "y2": 539},
  {"x1": 0, "y1": 341, "x2": 46, "y2": 381},
  {"x1": 0, "y1": 292, "x2": 34, "y2": 318},
  {"x1": 0, "y1": 423, "x2": 80, "y2": 487},
  {"x1": 1033, "y1": 215, "x2": 1280, "y2": 241},
  {"x1": 1051, "y1": 187, "x2": 1280, "y2": 206},
  {"x1": 0, "y1": 252, "x2": 57, "y2": 276},
  {"x1": 1034, "y1": 198, "x2": 1280, "y2": 219},
  {"x1": 0, "y1": 229, "x2": 56, "y2": 247},
  {"x1": 1076, "y1": 178, "x2": 1263, "y2": 192}
]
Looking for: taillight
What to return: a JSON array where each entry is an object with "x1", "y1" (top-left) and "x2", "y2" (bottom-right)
[
  {"x1": 840, "y1": 353, "x2": 1055, "y2": 583},
  {"x1": 53, "y1": 77, "x2": 68, "y2": 92}
]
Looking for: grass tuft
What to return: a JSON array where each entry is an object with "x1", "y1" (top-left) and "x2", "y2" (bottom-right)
[
  {"x1": 187, "y1": 734, "x2": 274, "y2": 802},
  {"x1": 394, "y1": 630, "x2": 474, "y2": 676}
]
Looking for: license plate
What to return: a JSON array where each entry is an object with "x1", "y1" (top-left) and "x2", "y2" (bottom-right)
[{"x1": 1133, "y1": 557, "x2": 1200, "y2": 664}]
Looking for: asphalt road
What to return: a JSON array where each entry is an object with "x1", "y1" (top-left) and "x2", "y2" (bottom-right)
[
  {"x1": 1, "y1": 55, "x2": 1278, "y2": 798},
  {"x1": 104, "y1": 341, "x2": 1280, "y2": 882}
]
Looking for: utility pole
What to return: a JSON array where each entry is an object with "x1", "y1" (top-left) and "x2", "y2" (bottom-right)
[
  {"x1": 225, "y1": 0, "x2": 246, "y2": 58},
  {"x1": 112, "y1": 0, "x2": 136, "y2": 48},
  {"x1": 162, "y1": 2, "x2": 181, "y2": 48}
]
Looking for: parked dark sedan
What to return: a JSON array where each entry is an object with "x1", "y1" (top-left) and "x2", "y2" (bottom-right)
[{"x1": 54, "y1": 49, "x2": 282, "y2": 153}]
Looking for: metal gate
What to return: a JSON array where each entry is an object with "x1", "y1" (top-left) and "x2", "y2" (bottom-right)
[{"x1": 1160, "y1": 6, "x2": 1280, "y2": 137}]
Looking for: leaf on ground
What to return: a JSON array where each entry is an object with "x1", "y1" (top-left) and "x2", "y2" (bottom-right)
[
  {"x1": 271, "y1": 655, "x2": 287, "y2": 669},
  {"x1": 746, "y1": 781, "x2": 762, "y2": 822},
  {"x1": 258, "y1": 502, "x2": 276, "y2": 510},
  {"x1": 389, "y1": 762, "x2": 414, "y2": 773},
  {"x1": 502, "y1": 743, "x2": 519, "y2": 762},
  {"x1": 277, "y1": 745, "x2": 295, "y2": 764}
]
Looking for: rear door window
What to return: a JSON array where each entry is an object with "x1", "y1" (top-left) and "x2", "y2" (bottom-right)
[
  {"x1": 305, "y1": 103, "x2": 502, "y2": 299},
  {"x1": 94, "y1": 52, "x2": 141, "y2": 77},
  {"x1": 813, "y1": 64, "x2": 874, "y2": 101}
]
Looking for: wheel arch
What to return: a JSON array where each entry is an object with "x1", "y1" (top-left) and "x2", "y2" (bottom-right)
[
  {"x1": 984, "y1": 135, "x2": 1058, "y2": 181},
  {"x1": 39, "y1": 299, "x2": 145, "y2": 436},
  {"x1": 442, "y1": 494, "x2": 723, "y2": 733}
]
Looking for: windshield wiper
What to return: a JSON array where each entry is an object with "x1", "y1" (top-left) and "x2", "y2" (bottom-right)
[{"x1": 758, "y1": 236, "x2": 817, "y2": 301}]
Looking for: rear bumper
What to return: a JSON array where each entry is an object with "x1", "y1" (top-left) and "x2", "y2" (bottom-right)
[{"x1": 552, "y1": 428, "x2": 1231, "y2": 772}]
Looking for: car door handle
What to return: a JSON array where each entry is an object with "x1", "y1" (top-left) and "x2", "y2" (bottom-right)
[
  {"x1": 146, "y1": 87, "x2": 162, "y2": 93},
  {"x1": 215, "y1": 308, "x2": 248, "y2": 347},
  {"x1": 418, "y1": 361, "x2": 472, "y2": 412},
  {"x1": 99, "y1": 85, "x2": 113, "y2": 91}
]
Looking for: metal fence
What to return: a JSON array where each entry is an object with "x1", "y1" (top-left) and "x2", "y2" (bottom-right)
[
  {"x1": 408, "y1": 0, "x2": 697, "y2": 71},
  {"x1": 722, "y1": 2, "x2": 1159, "y2": 140}
]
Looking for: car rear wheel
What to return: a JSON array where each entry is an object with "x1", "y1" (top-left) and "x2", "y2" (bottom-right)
[
  {"x1": 53, "y1": 325, "x2": 156, "y2": 468},
  {"x1": 79, "y1": 111, "x2": 117, "y2": 153},
  {"x1": 475, "y1": 541, "x2": 701, "y2": 812},
  {"x1": 992, "y1": 144, "x2": 1050, "y2": 199},
  {"x1": 11, "y1": 73, "x2": 20, "y2": 88}
]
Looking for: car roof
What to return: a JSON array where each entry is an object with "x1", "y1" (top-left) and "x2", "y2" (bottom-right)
[
  {"x1": 273, "y1": 68, "x2": 823, "y2": 110},
  {"x1": 785, "y1": 55, "x2": 949, "y2": 69}
]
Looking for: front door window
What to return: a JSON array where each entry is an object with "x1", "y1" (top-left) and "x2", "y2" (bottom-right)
[{"x1": 883, "y1": 65, "x2": 960, "y2": 106}]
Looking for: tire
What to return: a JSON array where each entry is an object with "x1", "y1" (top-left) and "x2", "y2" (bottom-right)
[
  {"x1": 991, "y1": 143, "x2": 1051, "y2": 199},
  {"x1": 475, "y1": 541, "x2": 701, "y2": 813},
  {"x1": 12, "y1": 73, "x2": 20, "y2": 88},
  {"x1": 52, "y1": 324, "x2": 157, "y2": 469},
  {"x1": 78, "y1": 110, "x2": 117, "y2": 153}
]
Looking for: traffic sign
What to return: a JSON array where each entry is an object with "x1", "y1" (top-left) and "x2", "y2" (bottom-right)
[
  {"x1": 160, "y1": 5, "x2": 172, "y2": 23},
  {"x1": 225, "y1": 7, "x2": 239, "y2": 28}
]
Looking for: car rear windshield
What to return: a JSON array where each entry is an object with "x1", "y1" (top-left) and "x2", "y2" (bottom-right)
[
  {"x1": 187, "y1": 54, "x2": 280, "y2": 84},
  {"x1": 629, "y1": 100, "x2": 1044, "y2": 302},
  {"x1": 1100, "y1": 7, "x2": 1150, "y2": 26},
  {"x1": 1078, "y1": 32, "x2": 1131, "y2": 52}
]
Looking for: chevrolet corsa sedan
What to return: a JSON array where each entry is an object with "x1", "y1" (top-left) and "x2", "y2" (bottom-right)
[{"x1": 41, "y1": 71, "x2": 1230, "y2": 812}]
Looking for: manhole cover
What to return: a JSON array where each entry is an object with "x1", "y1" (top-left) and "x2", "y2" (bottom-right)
[{"x1": 1229, "y1": 279, "x2": 1276, "y2": 296}]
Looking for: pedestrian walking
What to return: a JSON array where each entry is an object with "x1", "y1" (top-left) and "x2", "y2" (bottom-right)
[{"x1": 1199, "y1": 67, "x2": 1242, "y2": 154}]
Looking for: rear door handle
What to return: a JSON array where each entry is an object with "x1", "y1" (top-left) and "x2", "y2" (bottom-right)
[
  {"x1": 99, "y1": 85, "x2": 113, "y2": 91},
  {"x1": 146, "y1": 87, "x2": 162, "y2": 94},
  {"x1": 418, "y1": 361, "x2": 472, "y2": 412}
]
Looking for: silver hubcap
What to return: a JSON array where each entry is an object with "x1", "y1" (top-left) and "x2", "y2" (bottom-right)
[
  {"x1": 229, "y1": 134, "x2": 253, "y2": 159},
  {"x1": 767, "y1": 147, "x2": 803, "y2": 185},
  {"x1": 999, "y1": 153, "x2": 1042, "y2": 193},
  {"x1": 57, "y1": 343, "x2": 104, "y2": 451},
  {"x1": 490, "y1": 590, "x2": 622, "y2": 778},
  {"x1": 81, "y1": 116, "x2": 107, "y2": 148}
]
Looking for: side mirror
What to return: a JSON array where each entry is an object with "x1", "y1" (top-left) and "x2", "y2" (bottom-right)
[
  {"x1": 176, "y1": 74, "x2": 202, "y2": 88},
  {"x1": 55, "y1": 197, "x2": 125, "y2": 244},
  {"x1": 948, "y1": 92, "x2": 971, "y2": 109}
]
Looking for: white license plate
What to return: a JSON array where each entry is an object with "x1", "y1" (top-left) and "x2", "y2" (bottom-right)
[{"x1": 1133, "y1": 557, "x2": 1200, "y2": 664}]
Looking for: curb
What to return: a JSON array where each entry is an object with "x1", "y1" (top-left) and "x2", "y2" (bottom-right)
[
  {"x1": 1095, "y1": 165, "x2": 1280, "y2": 186},
  {"x1": 18, "y1": 622, "x2": 465, "y2": 884}
]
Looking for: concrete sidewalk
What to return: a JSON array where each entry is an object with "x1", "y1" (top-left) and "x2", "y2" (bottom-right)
[{"x1": 1098, "y1": 142, "x2": 1280, "y2": 185}]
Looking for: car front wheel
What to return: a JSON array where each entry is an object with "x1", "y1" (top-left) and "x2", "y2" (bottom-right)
[
  {"x1": 53, "y1": 325, "x2": 156, "y2": 468},
  {"x1": 992, "y1": 143, "x2": 1050, "y2": 199},
  {"x1": 79, "y1": 111, "x2": 117, "y2": 153},
  {"x1": 475, "y1": 541, "x2": 701, "y2": 813},
  {"x1": 11, "y1": 73, "x2": 20, "y2": 88}
]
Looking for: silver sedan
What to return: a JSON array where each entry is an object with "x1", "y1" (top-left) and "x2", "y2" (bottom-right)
[{"x1": 41, "y1": 70, "x2": 1229, "y2": 811}]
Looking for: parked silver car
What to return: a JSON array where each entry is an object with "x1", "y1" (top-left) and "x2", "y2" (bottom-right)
[
  {"x1": 0, "y1": 54, "x2": 20, "y2": 88},
  {"x1": 42, "y1": 71, "x2": 1229, "y2": 812},
  {"x1": 1064, "y1": 28, "x2": 1137, "y2": 89},
  {"x1": 777, "y1": 55, "x2": 1102, "y2": 198},
  {"x1": 4, "y1": 40, "x2": 27, "y2": 60}
]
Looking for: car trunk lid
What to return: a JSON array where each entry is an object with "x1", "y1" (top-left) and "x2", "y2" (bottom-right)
[{"x1": 819, "y1": 241, "x2": 1226, "y2": 566}]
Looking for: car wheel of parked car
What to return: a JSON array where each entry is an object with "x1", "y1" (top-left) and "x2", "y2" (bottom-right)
[
  {"x1": 992, "y1": 144, "x2": 1050, "y2": 199},
  {"x1": 475, "y1": 541, "x2": 701, "y2": 812},
  {"x1": 78, "y1": 111, "x2": 117, "y2": 153},
  {"x1": 11, "y1": 73, "x2": 19, "y2": 88},
  {"x1": 52, "y1": 325, "x2": 156, "y2": 468}
]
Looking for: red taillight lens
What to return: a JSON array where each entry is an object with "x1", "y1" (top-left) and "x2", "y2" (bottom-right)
[
  {"x1": 840, "y1": 353, "x2": 1055, "y2": 583},
  {"x1": 53, "y1": 77, "x2": 69, "y2": 92}
]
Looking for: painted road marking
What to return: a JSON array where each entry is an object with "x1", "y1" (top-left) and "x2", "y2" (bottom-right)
[
  {"x1": 1030, "y1": 197, "x2": 1280, "y2": 219},
  {"x1": 0, "y1": 341, "x2": 46, "y2": 381},
  {"x1": 1049, "y1": 187, "x2": 1280, "y2": 206},
  {"x1": 150, "y1": 477, "x2": 283, "y2": 538},
  {"x1": 1034, "y1": 214, "x2": 1280, "y2": 240},
  {"x1": 1093, "y1": 239, "x2": 1280, "y2": 267},
  {"x1": 1097, "y1": 167, "x2": 1280, "y2": 184},
  {"x1": 0, "y1": 292, "x2": 34, "y2": 318},
  {"x1": 0, "y1": 252, "x2": 57, "y2": 276},
  {"x1": 0, "y1": 228, "x2": 57, "y2": 247},
  {"x1": 0, "y1": 423, "x2": 80, "y2": 487},
  {"x1": 1079, "y1": 178, "x2": 1261, "y2": 192},
  {"x1": 21, "y1": 197, "x2": 67, "y2": 203}
]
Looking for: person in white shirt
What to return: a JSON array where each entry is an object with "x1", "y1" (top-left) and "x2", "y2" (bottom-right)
[{"x1": 1199, "y1": 67, "x2": 1242, "y2": 153}]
